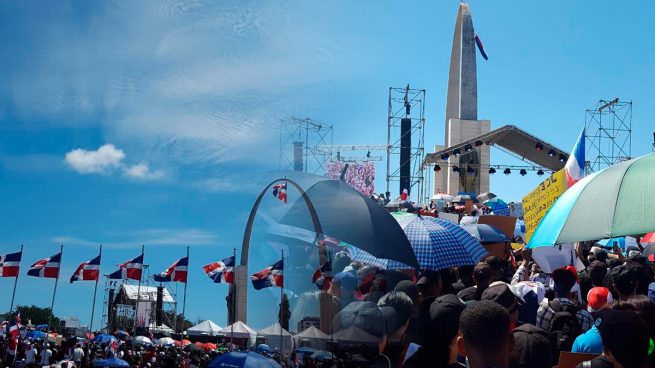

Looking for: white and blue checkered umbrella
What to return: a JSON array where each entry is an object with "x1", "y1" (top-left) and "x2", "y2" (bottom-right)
[{"x1": 389, "y1": 212, "x2": 488, "y2": 271}]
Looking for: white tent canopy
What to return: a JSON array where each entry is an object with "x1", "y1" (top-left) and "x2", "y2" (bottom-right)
[
  {"x1": 293, "y1": 326, "x2": 329, "y2": 350},
  {"x1": 187, "y1": 320, "x2": 223, "y2": 336},
  {"x1": 258, "y1": 323, "x2": 292, "y2": 354},
  {"x1": 219, "y1": 321, "x2": 257, "y2": 339}
]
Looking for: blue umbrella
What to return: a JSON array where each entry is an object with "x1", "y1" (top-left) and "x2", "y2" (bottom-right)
[
  {"x1": 255, "y1": 344, "x2": 272, "y2": 354},
  {"x1": 389, "y1": 212, "x2": 488, "y2": 270},
  {"x1": 208, "y1": 352, "x2": 281, "y2": 368},
  {"x1": 294, "y1": 347, "x2": 316, "y2": 354},
  {"x1": 113, "y1": 330, "x2": 130, "y2": 339},
  {"x1": 92, "y1": 334, "x2": 118, "y2": 344},
  {"x1": 26, "y1": 330, "x2": 46, "y2": 340},
  {"x1": 460, "y1": 224, "x2": 511, "y2": 245},
  {"x1": 92, "y1": 358, "x2": 130, "y2": 368},
  {"x1": 311, "y1": 351, "x2": 335, "y2": 361}
]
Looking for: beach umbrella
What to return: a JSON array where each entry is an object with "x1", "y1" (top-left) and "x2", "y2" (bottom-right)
[
  {"x1": 113, "y1": 330, "x2": 129, "y2": 339},
  {"x1": 484, "y1": 198, "x2": 510, "y2": 216},
  {"x1": 430, "y1": 193, "x2": 454, "y2": 202},
  {"x1": 157, "y1": 337, "x2": 175, "y2": 346},
  {"x1": 280, "y1": 178, "x2": 419, "y2": 268},
  {"x1": 92, "y1": 334, "x2": 118, "y2": 344},
  {"x1": 208, "y1": 352, "x2": 281, "y2": 368},
  {"x1": 133, "y1": 336, "x2": 153, "y2": 346},
  {"x1": 477, "y1": 192, "x2": 497, "y2": 202},
  {"x1": 92, "y1": 358, "x2": 130, "y2": 368},
  {"x1": 387, "y1": 212, "x2": 487, "y2": 271},
  {"x1": 460, "y1": 224, "x2": 511, "y2": 245},
  {"x1": 642, "y1": 232, "x2": 655, "y2": 243},
  {"x1": 451, "y1": 194, "x2": 478, "y2": 204},
  {"x1": 528, "y1": 153, "x2": 655, "y2": 248},
  {"x1": 26, "y1": 330, "x2": 46, "y2": 340}
]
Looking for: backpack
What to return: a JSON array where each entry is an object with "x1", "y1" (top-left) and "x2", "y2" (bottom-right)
[{"x1": 547, "y1": 300, "x2": 582, "y2": 362}]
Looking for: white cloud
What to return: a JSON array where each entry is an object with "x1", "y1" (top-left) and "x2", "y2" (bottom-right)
[
  {"x1": 64, "y1": 144, "x2": 125, "y2": 174},
  {"x1": 52, "y1": 228, "x2": 219, "y2": 248},
  {"x1": 123, "y1": 162, "x2": 165, "y2": 181}
]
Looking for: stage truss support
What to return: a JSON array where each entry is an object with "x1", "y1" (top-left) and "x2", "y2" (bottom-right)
[
  {"x1": 279, "y1": 117, "x2": 333, "y2": 174},
  {"x1": 585, "y1": 98, "x2": 632, "y2": 173},
  {"x1": 387, "y1": 86, "x2": 426, "y2": 201}
]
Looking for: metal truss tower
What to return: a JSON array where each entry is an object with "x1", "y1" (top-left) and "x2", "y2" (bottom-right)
[
  {"x1": 387, "y1": 85, "x2": 426, "y2": 201},
  {"x1": 585, "y1": 98, "x2": 632, "y2": 173},
  {"x1": 315, "y1": 144, "x2": 389, "y2": 163},
  {"x1": 279, "y1": 117, "x2": 333, "y2": 174}
]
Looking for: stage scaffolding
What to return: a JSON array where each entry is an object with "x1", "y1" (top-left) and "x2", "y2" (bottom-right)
[
  {"x1": 585, "y1": 98, "x2": 632, "y2": 173},
  {"x1": 279, "y1": 117, "x2": 333, "y2": 174}
]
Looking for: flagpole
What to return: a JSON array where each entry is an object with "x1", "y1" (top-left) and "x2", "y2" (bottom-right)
[
  {"x1": 279, "y1": 249, "x2": 284, "y2": 353},
  {"x1": 89, "y1": 244, "x2": 102, "y2": 332},
  {"x1": 45, "y1": 244, "x2": 64, "y2": 347},
  {"x1": 180, "y1": 245, "x2": 189, "y2": 334},
  {"x1": 231, "y1": 247, "x2": 236, "y2": 346},
  {"x1": 133, "y1": 245, "x2": 144, "y2": 338},
  {"x1": 8, "y1": 244, "x2": 23, "y2": 314}
]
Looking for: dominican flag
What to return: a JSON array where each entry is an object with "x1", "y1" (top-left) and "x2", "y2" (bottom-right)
[
  {"x1": 6, "y1": 317, "x2": 20, "y2": 338},
  {"x1": 154, "y1": 256, "x2": 189, "y2": 283},
  {"x1": 272, "y1": 182, "x2": 287, "y2": 203},
  {"x1": 0, "y1": 250, "x2": 22, "y2": 278},
  {"x1": 400, "y1": 188, "x2": 409, "y2": 201},
  {"x1": 251, "y1": 259, "x2": 283, "y2": 290},
  {"x1": 474, "y1": 34, "x2": 489, "y2": 60},
  {"x1": 203, "y1": 256, "x2": 235, "y2": 284},
  {"x1": 27, "y1": 252, "x2": 61, "y2": 278},
  {"x1": 70, "y1": 254, "x2": 101, "y2": 283},
  {"x1": 564, "y1": 128, "x2": 586, "y2": 188},
  {"x1": 312, "y1": 261, "x2": 332, "y2": 290},
  {"x1": 108, "y1": 253, "x2": 144, "y2": 281}
]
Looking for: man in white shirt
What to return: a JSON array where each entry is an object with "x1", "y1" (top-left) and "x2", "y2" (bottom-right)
[
  {"x1": 40, "y1": 344, "x2": 53, "y2": 367},
  {"x1": 25, "y1": 342, "x2": 38, "y2": 366},
  {"x1": 72, "y1": 344, "x2": 85, "y2": 367}
]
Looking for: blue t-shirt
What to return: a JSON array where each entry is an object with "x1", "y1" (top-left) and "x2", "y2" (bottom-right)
[{"x1": 572, "y1": 325, "x2": 603, "y2": 354}]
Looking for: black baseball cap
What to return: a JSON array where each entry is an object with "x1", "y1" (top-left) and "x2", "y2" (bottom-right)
[
  {"x1": 428, "y1": 294, "x2": 466, "y2": 341},
  {"x1": 333, "y1": 301, "x2": 386, "y2": 339},
  {"x1": 394, "y1": 280, "x2": 419, "y2": 305},
  {"x1": 481, "y1": 281, "x2": 524, "y2": 312},
  {"x1": 510, "y1": 323, "x2": 553, "y2": 368}
]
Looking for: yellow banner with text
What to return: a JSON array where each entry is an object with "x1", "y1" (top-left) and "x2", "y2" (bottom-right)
[{"x1": 522, "y1": 169, "x2": 567, "y2": 242}]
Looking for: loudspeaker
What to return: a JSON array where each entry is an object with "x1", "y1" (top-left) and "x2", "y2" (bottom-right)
[
  {"x1": 108, "y1": 289, "x2": 116, "y2": 329},
  {"x1": 400, "y1": 118, "x2": 412, "y2": 195},
  {"x1": 293, "y1": 141, "x2": 304, "y2": 172},
  {"x1": 156, "y1": 286, "x2": 164, "y2": 326}
]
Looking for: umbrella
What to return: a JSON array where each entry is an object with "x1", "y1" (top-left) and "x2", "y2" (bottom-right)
[
  {"x1": 256, "y1": 344, "x2": 272, "y2": 354},
  {"x1": 528, "y1": 153, "x2": 655, "y2": 248},
  {"x1": 26, "y1": 330, "x2": 46, "y2": 340},
  {"x1": 209, "y1": 352, "x2": 281, "y2": 368},
  {"x1": 92, "y1": 334, "x2": 118, "y2": 344},
  {"x1": 133, "y1": 336, "x2": 153, "y2": 346},
  {"x1": 294, "y1": 347, "x2": 317, "y2": 354},
  {"x1": 460, "y1": 224, "x2": 511, "y2": 245},
  {"x1": 311, "y1": 351, "x2": 335, "y2": 361},
  {"x1": 430, "y1": 193, "x2": 454, "y2": 202},
  {"x1": 157, "y1": 337, "x2": 175, "y2": 346},
  {"x1": 452, "y1": 194, "x2": 478, "y2": 203},
  {"x1": 642, "y1": 232, "x2": 655, "y2": 243},
  {"x1": 477, "y1": 192, "x2": 497, "y2": 202},
  {"x1": 387, "y1": 212, "x2": 487, "y2": 271},
  {"x1": 642, "y1": 243, "x2": 655, "y2": 262},
  {"x1": 202, "y1": 342, "x2": 217, "y2": 351},
  {"x1": 113, "y1": 330, "x2": 129, "y2": 339},
  {"x1": 280, "y1": 178, "x2": 419, "y2": 268},
  {"x1": 484, "y1": 198, "x2": 510, "y2": 216},
  {"x1": 92, "y1": 358, "x2": 130, "y2": 368},
  {"x1": 174, "y1": 339, "x2": 192, "y2": 347},
  {"x1": 596, "y1": 237, "x2": 638, "y2": 250}
]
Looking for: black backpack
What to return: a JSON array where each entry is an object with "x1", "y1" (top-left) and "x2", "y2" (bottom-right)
[{"x1": 547, "y1": 300, "x2": 582, "y2": 362}]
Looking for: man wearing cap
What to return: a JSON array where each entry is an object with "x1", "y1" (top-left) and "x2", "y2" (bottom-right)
[
  {"x1": 481, "y1": 281, "x2": 524, "y2": 325},
  {"x1": 536, "y1": 267, "x2": 594, "y2": 332},
  {"x1": 510, "y1": 323, "x2": 552, "y2": 368},
  {"x1": 571, "y1": 287, "x2": 613, "y2": 354},
  {"x1": 610, "y1": 265, "x2": 638, "y2": 301},
  {"x1": 457, "y1": 262, "x2": 492, "y2": 302}
]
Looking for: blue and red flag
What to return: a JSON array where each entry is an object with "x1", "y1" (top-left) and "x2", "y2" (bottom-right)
[
  {"x1": 251, "y1": 259, "x2": 283, "y2": 290},
  {"x1": 312, "y1": 261, "x2": 332, "y2": 290},
  {"x1": 564, "y1": 128, "x2": 586, "y2": 188},
  {"x1": 6, "y1": 316, "x2": 20, "y2": 338},
  {"x1": 27, "y1": 252, "x2": 62, "y2": 278},
  {"x1": 108, "y1": 253, "x2": 144, "y2": 281},
  {"x1": 203, "y1": 256, "x2": 235, "y2": 284},
  {"x1": 70, "y1": 254, "x2": 101, "y2": 283},
  {"x1": 272, "y1": 182, "x2": 287, "y2": 203},
  {"x1": 474, "y1": 34, "x2": 489, "y2": 60},
  {"x1": 0, "y1": 250, "x2": 22, "y2": 278},
  {"x1": 154, "y1": 256, "x2": 189, "y2": 283}
]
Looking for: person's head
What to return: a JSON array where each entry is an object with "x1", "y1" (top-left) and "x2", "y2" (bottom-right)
[
  {"x1": 457, "y1": 265, "x2": 474, "y2": 283},
  {"x1": 330, "y1": 271, "x2": 357, "y2": 298},
  {"x1": 417, "y1": 271, "x2": 442, "y2": 300},
  {"x1": 596, "y1": 308, "x2": 649, "y2": 368},
  {"x1": 509, "y1": 324, "x2": 552, "y2": 368},
  {"x1": 458, "y1": 301, "x2": 513, "y2": 368},
  {"x1": 595, "y1": 249, "x2": 608, "y2": 264},
  {"x1": 481, "y1": 281, "x2": 524, "y2": 325},
  {"x1": 586, "y1": 287, "x2": 614, "y2": 314},
  {"x1": 611, "y1": 265, "x2": 638, "y2": 300},
  {"x1": 588, "y1": 260, "x2": 608, "y2": 286},
  {"x1": 485, "y1": 256, "x2": 504, "y2": 282},
  {"x1": 377, "y1": 291, "x2": 413, "y2": 340},
  {"x1": 551, "y1": 267, "x2": 577, "y2": 297},
  {"x1": 332, "y1": 301, "x2": 387, "y2": 353},
  {"x1": 394, "y1": 280, "x2": 420, "y2": 316},
  {"x1": 473, "y1": 262, "x2": 493, "y2": 289},
  {"x1": 428, "y1": 294, "x2": 467, "y2": 367}
]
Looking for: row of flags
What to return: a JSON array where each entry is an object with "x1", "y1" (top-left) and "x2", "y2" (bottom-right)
[{"x1": 0, "y1": 249, "x2": 288, "y2": 290}]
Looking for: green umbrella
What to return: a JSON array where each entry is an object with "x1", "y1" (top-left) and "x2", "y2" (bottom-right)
[{"x1": 528, "y1": 153, "x2": 655, "y2": 248}]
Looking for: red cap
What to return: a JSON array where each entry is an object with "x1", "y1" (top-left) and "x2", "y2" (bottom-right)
[{"x1": 587, "y1": 287, "x2": 613, "y2": 312}]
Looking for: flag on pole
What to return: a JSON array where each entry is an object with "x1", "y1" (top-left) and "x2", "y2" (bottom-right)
[
  {"x1": 108, "y1": 254, "x2": 144, "y2": 280},
  {"x1": 27, "y1": 252, "x2": 61, "y2": 278},
  {"x1": 202, "y1": 256, "x2": 235, "y2": 284},
  {"x1": 564, "y1": 128, "x2": 586, "y2": 188},
  {"x1": 312, "y1": 261, "x2": 332, "y2": 290},
  {"x1": 474, "y1": 34, "x2": 489, "y2": 60},
  {"x1": 272, "y1": 182, "x2": 287, "y2": 203},
  {"x1": 153, "y1": 256, "x2": 189, "y2": 283},
  {"x1": 6, "y1": 317, "x2": 20, "y2": 338},
  {"x1": 70, "y1": 254, "x2": 101, "y2": 283},
  {"x1": 251, "y1": 259, "x2": 283, "y2": 290},
  {"x1": 0, "y1": 250, "x2": 22, "y2": 278}
]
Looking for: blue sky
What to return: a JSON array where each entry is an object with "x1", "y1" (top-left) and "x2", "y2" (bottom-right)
[{"x1": 1, "y1": 0, "x2": 654, "y2": 330}]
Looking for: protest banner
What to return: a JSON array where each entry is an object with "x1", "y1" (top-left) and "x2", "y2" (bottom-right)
[{"x1": 522, "y1": 169, "x2": 567, "y2": 242}]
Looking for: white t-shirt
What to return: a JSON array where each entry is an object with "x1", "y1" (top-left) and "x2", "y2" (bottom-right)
[
  {"x1": 41, "y1": 348, "x2": 53, "y2": 366},
  {"x1": 72, "y1": 347, "x2": 85, "y2": 362},
  {"x1": 25, "y1": 348, "x2": 38, "y2": 364}
]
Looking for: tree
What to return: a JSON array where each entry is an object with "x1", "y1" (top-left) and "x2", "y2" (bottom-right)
[{"x1": 1, "y1": 305, "x2": 60, "y2": 329}]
